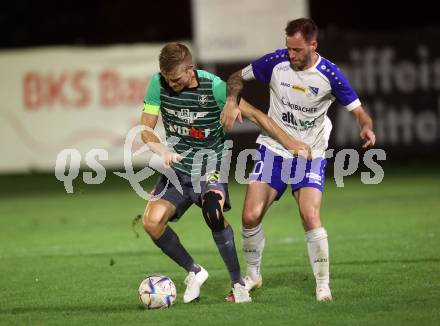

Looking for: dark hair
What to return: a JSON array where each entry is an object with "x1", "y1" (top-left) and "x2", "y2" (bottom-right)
[
  {"x1": 285, "y1": 18, "x2": 318, "y2": 43},
  {"x1": 159, "y1": 42, "x2": 192, "y2": 74}
]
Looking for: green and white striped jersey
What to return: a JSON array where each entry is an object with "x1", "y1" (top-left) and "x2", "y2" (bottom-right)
[{"x1": 143, "y1": 70, "x2": 227, "y2": 176}]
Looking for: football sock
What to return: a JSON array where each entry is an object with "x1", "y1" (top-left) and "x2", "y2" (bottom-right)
[
  {"x1": 306, "y1": 227, "x2": 330, "y2": 286},
  {"x1": 212, "y1": 225, "x2": 243, "y2": 285},
  {"x1": 153, "y1": 226, "x2": 200, "y2": 273},
  {"x1": 242, "y1": 223, "x2": 265, "y2": 280}
]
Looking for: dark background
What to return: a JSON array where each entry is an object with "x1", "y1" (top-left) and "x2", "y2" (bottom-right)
[
  {"x1": 1, "y1": 0, "x2": 439, "y2": 166},
  {"x1": 1, "y1": 0, "x2": 438, "y2": 48}
]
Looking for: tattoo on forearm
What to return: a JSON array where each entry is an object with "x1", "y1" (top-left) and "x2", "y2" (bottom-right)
[{"x1": 227, "y1": 71, "x2": 244, "y2": 98}]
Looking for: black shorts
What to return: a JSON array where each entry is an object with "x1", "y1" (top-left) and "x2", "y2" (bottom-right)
[{"x1": 151, "y1": 170, "x2": 231, "y2": 221}]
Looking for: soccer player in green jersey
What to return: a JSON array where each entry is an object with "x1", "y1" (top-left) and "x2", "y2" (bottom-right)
[{"x1": 140, "y1": 42, "x2": 309, "y2": 303}]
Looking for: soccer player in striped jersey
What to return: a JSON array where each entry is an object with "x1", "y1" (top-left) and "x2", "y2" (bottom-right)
[
  {"x1": 222, "y1": 18, "x2": 376, "y2": 301},
  {"x1": 141, "y1": 43, "x2": 307, "y2": 303}
]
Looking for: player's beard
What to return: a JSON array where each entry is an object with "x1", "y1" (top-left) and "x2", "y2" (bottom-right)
[{"x1": 291, "y1": 51, "x2": 312, "y2": 71}]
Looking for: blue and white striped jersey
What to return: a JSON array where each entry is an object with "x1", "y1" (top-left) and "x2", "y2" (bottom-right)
[{"x1": 243, "y1": 48, "x2": 361, "y2": 158}]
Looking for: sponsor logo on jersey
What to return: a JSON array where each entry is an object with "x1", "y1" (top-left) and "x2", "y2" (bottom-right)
[
  {"x1": 276, "y1": 64, "x2": 290, "y2": 71},
  {"x1": 164, "y1": 107, "x2": 209, "y2": 124},
  {"x1": 280, "y1": 82, "x2": 306, "y2": 93},
  {"x1": 282, "y1": 112, "x2": 315, "y2": 130},
  {"x1": 198, "y1": 94, "x2": 208, "y2": 106},
  {"x1": 281, "y1": 97, "x2": 318, "y2": 113},
  {"x1": 292, "y1": 85, "x2": 306, "y2": 92},
  {"x1": 169, "y1": 124, "x2": 211, "y2": 139}
]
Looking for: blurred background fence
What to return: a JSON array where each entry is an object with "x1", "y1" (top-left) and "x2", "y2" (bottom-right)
[{"x1": 0, "y1": 0, "x2": 439, "y2": 173}]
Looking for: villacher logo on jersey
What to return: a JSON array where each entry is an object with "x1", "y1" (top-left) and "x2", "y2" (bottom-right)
[{"x1": 281, "y1": 97, "x2": 318, "y2": 113}]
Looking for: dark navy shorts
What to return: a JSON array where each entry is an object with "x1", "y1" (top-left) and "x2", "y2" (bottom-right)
[
  {"x1": 249, "y1": 145, "x2": 327, "y2": 200},
  {"x1": 151, "y1": 170, "x2": 231, "y2": 221}
]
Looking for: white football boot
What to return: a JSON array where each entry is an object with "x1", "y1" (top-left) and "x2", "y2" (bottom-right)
[
  {"x1": 232, "y1": 283, "x2": 252, "y2": 303},
  {"x1": 183, "y1": 266, "x2": 209, "y2": 303},
  {"x1": 244, "y1": 275, "x2": 263, "y2": 291},
  {"x1": 316, "y1": 284, "x2": 332, "y2": 301}
]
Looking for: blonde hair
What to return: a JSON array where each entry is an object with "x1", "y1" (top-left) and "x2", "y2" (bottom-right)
[{"x1": 159, "y1": 43, "x2": 192, "y2": 74}]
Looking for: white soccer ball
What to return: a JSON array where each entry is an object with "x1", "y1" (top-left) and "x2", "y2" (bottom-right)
[{"x1": 138, "y1": 275, "x2": 177, "y2": 309}]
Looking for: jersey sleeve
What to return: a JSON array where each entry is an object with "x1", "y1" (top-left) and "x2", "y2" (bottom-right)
[
  {"x1": 318, "y1": 59, "x2": 361, "y2": 111},
  {"x1": 143, "y1": 73, "x2": 161, "y2": 115},
  {"x1": 241, "y1": 64, "x2": 255, "y2": 81},
  {"x1": 251, "y1": 49, "x2": 289, "y2": 84},
  {"x1": 212, "y1": 76, "x2": 227, "y2": 109}
]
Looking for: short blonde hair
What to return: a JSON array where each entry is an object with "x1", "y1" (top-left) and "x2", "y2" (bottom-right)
[{"x1": 159, "y1": 43, "x2": 192, "y2": 74}]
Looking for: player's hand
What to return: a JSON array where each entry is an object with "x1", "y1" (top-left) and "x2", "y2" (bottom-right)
[
  {"x1": 221, "y1": 100, "x2": 243, "y2": 131},
  {"x1": 163, "y1": 151, "x2": 182, "y2": 167},
  {"x1": 286, "y1": 140, "x2": 312, "y2": 160},
  {"x1": 360, "y1": 127, "x2": 376, "y2": 148}
]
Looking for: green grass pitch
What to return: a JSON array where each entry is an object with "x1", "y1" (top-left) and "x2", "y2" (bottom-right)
[{"x1": 0, "y1": 167, "x2": 439, "y2": 325}]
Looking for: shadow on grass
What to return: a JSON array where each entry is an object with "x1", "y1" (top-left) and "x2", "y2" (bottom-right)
[
  {"x1": 334, "y1": 257, "x2": 440, "y2": 265},
  {"x1": 0, "y1": 298, "x2": 229, "y2": 315},
  {"x1": 265, "y1": 257, "x2": 440, "y2": 270},
  {"x1": 0, "y1": 303, "x2": 143, "y2": 315},
  {"x1": 0, "y1": 248, "x2": 224, "y2": 261},
  {"x1": 257, "y1": 256, "x2": 440, "y2": 301}
]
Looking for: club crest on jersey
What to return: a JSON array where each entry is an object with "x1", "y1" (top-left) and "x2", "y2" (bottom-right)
[
  {"x1": 308, "y1": 86, "x2": 319, "y2": 96},
  {"x1": 164, "y1": 107, "x2": 209, "y2": 124},
  {"x1": 198, "y1": 94, "x2": 208, "y2": 106}
]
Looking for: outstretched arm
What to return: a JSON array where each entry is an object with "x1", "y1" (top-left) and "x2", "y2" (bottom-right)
[
  {"x1": 351, "y1": 106, "x2": 376, "y2": 148},
  {"x1": 227, "y1": 69, "x2": 245, "y2": 100},
  {"x1": 140, "y1": 112, "x2": 181, "y2": 166},
  {"x1": 220, "y1": 69, "x2": 245, "y2": 131},
  {"x1": 239, "y1": 99, "x2": 311, "y2": 159}
]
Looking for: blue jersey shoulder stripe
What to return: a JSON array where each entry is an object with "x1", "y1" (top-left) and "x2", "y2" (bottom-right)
[
  {"x1": 317, "y1": 57, "x2": 359, "y2": 107},
  {"x1": 251, "y1": 49, "x2": 289, "y2": 84}
]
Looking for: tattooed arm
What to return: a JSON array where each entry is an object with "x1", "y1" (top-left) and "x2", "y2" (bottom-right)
[{"x1": 220, "y1": 69, "x2": 246, "y2": 131}]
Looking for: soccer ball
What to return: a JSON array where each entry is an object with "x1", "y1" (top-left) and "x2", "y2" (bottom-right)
[{"x1": 138, "y1": 275, "x2": 177, "y2": 309}]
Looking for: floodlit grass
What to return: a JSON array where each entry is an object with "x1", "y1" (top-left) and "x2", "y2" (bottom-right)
[{"x1": 0, "y1": 168, "x2": 439, "y2": 325}]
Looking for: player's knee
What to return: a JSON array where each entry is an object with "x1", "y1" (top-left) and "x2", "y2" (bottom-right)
[
  {"x1": 202, "y1": 191, "x2": 225, "y2": 232},
  {"x1": 242, "y1": 207, "x2": 263, "y2": 228},
  {"x1": 142, "y1": 214, "x2": 156, "y2": 235},
  {"x1": 143, "y1": 213, "x2": 163, "y2": 237},
  {"x1": 299, "y1": 208, "x2": 321, "y2": 230}
]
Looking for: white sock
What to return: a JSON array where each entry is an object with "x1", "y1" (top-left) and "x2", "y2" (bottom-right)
[
  {"x1": 306, "y1": 227, "x2": 330, "y2": 287},
  {"x1": 242, "y1": 224, "x2": 265, "y2": 280}
]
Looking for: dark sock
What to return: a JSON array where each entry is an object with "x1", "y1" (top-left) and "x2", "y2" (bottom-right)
[
  {"x1": 212, "y1": 225, "x2": 243, "y2": 285},
  {"x1": 153, "y1": 226, "x2": 200, "y2": 273}
]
